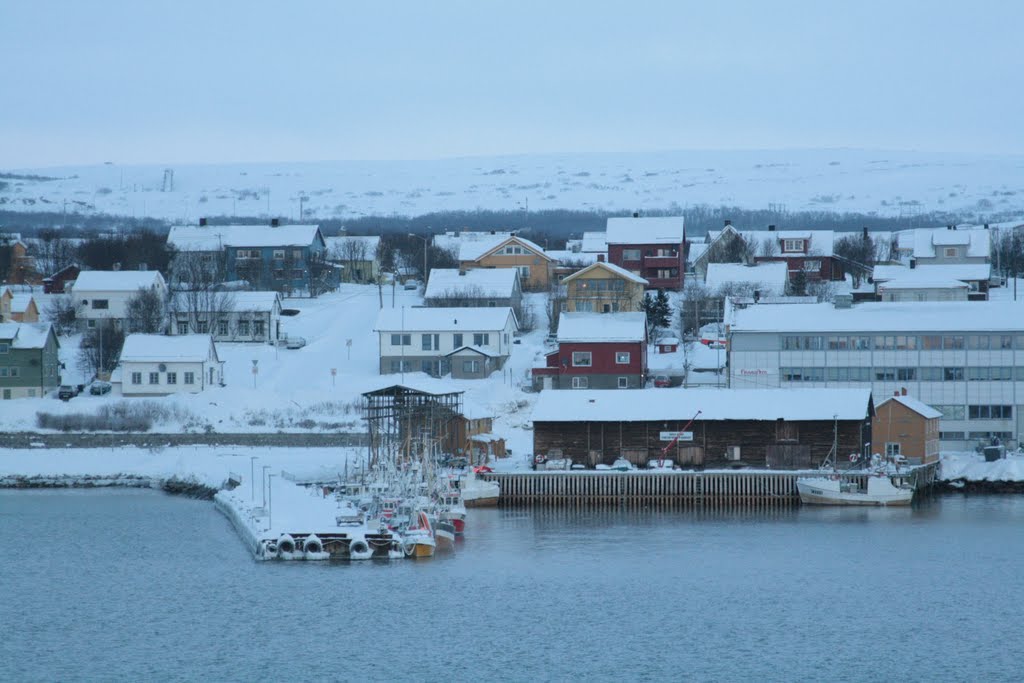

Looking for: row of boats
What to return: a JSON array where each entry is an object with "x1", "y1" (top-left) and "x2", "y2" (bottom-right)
[{"x1": 256, "y1": 466, "x2": 501, "y2": 561}]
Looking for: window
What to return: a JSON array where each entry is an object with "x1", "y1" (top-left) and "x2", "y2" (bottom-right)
[
  {"x1": 462, "y1": 360, "x2": 480, "y2": 373},
  {"x1": 622, "y1": 249, "x2": 641, "y2": 261},
  {"x1": 967, "y1": 335, "x2": 990, "y2": 350},
  {"x1": 253, "y1": 320, "x2": 264, "y2": 336},
  {"x1": 0, "y1": 343, "x2": 8, "y2": 354},
  {"x1": 390, "y1": 334, "x2": 411, "y2": 346},
  {"x1": 921, "y1": 335, "x2": 942, "y2": 350},
  {"x1": 273, "y1": 249, "x2": 285, "y2": 260},
  {"x1": 967, "y1": 367, "x2": 988, "y2": 381},
  {"x1": 885, "y1": 443, "x2": 901, "y2": 457},
  {"x1": 919, "y1": 367, "x2": 942, "y2": 381},
  {"x1": 197, "y1": 321, "x2": 209, "y2": 334},
  {"x1": 615, "y1": 351, "x2": 630, "y2": 364},
  {"x1": 8, "y1": 367, "x2": 18, "y2": 378},
  {"x1": 293, "y1": 250, "x2": 302, "y2": 260},
  {"x1": 655, "y1": 268, "x2": 679, "y2": 279},
  {"x1": 571, "y1": 376, "x2": 589, "y2": 389},
  {"x1": 149, "y1": 372, "x2": 159, "y2": 384},
  {"x1": 782, "y1": 239, "x2": 805, "y2": 252},
  {"x1": 942, "y1": 335, "x2": 964, "y2": 350},
  {"x1": 184, "y1": 372, "x2": 195, "y2": 385},
  {"x1": 218, "y1": 320, "x2": 229, "y2": 336},
  {"x1": 617, "y1": 377, "x2": 628, "y2": 389},
  {"x1": 166, "y1": 372, "x2": 177, "y2": 385},
  {"x1": 939, "y1": 432, "x2": 965, "y2": 441},
  {"x1": 936, "y1": 405, "x2": 965, "y2": 420},
  {"x1": 421, "y1": 334, "x2": 439, "y2": 351},
  {"x1": 896, "y1": 368, "x2": 916, "y2": 381},
  {"x1": 782, "y1": 336, "x2": 825, "y2": 350},
  {"x1": 0, "y1": 368, "x2": 7, "y2": 377},
  {"x1": 998, "y1": 335, "x2": 1014, "y2": 350},
  {"x1": 943, "y1": 367, "x2": 964, "y2": 381},
  {"x1": 944, "y1": 247, "x2": 958, "y2": 258},
  {"x1": 389, "y1": 360, "x2": 412, "y2": 373},
  {"x1": 86, "y1": 320, "x2": 97, "y2": 329},
  {"x1": 91, "y1": 299, "x2": 109, "y2": 310},
  {"x1": 776, "y1": 421, "x2": 799, "y2": 442},
  {"x1": 803, "y1": 260, "x2": 821, "y2": 272},
  {"x1": 502, "y1": 245, "x2": 525, "y2": 255},
  {"x1": 473, "y1": 333, "x2": 490, "y2": 346},
  {"x1": 874, "y1": 368, "x2": 896, "y2": 381},
  {"x1": 131, "y1": 372, "x2": 142, "y2": 385},
  {"x1": 177, "y1": 321, "x2": 189, "y2": 335},
  {"x1": 236, "y1": 249, "x2": 258, "y2": 259},
  {"x1": 517, "y1": 266, "x2": 530, "y2": 279},
  {"x1": 572, "y1": 351, "x2": 592, "y2": 367},
  {"x1": 453, "y1": 333, "x2": 463, "y2": 348},
  {"x1": 421, "y1": 360, "x2": 436, "y2": 375},
  {"x1": 238, "y1": 320, "x2": 250, "y2": 336},
  {"x1": 968, "y1": 405, "x2": 1012, "y2": 420}
]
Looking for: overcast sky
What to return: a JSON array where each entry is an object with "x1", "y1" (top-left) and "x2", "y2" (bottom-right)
[{"x1": 2, "y1": 1, "x2": 1021, "y2": 167}]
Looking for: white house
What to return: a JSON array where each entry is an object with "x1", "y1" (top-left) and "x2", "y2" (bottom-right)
[
  {"x1": 373, "y1": 306, "x2": 518, "y2": 379},
  {"x1": 424, "y1": 268, "x2": 522, "y2": 310},
  {"x1": 169, "y1": 291, "x2": 282, "y2": 343},
  {"x1": 872, "y1": 263, "x2": 992, "y2": 301},
  {"x1": 705, "y1": 262, "x2": 789, "y2": 296},
  {"x1": 118, "y1": 334, "x2": 223, "y2": 396},
  {"x1": 68, "y1": 270, "x2": 168, "y2": 330}
]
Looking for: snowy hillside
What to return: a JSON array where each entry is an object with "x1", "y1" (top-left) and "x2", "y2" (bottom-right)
[{"x1": 3, "y1": 149, "x2": 1023, "y2": 223}]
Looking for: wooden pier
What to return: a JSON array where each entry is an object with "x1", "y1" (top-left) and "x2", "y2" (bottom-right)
[{"x1": 480, "y1": 463, "x2": 939, "y2": 507}]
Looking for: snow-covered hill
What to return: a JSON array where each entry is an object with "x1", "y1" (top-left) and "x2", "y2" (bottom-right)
[{"x1": 3, "y1": 148, "x2": 1022, "y2": 222}]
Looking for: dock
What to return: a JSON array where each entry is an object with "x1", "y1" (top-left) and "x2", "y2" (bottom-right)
[{"x1": 480, "y1": 463, "x2": 939, "y2": 507}]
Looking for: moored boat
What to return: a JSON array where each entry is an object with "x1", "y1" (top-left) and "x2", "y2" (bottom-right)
[
  {"x1": 797, "y1": 473, "x2": 914, "y2": 506},
  {"x1": 460, "y1": 469, "x2": 500, "y2": 508}
]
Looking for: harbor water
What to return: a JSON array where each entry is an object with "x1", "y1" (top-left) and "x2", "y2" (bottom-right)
[{"x1": 1, "y1": 489, "x2": 1022, "y2": 682}]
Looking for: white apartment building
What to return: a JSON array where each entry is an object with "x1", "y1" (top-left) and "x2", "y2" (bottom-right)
[{"x1": 728, "y1": 301, "x2": 1024, "y2": 450}]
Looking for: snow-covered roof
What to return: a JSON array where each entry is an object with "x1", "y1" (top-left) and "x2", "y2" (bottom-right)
[
  {"x1": 903, "y1": 226, "x2": 990, "y2": 259},
  {"x1": 877, "y1": 395, "x2": 943, "y2": 419},
  {"x1": 445, "y1": 345, "x2": 499, "y2": 358},
  {"x1": 557, "y1": 312, "x2": 646, "y2": 343},
  {"x1": 687, "y1": 242, "x2": 709, "y2": 264},
  {"x1": 71, "y1": 270, "x2": 165, "y2": 292},
  {"x1": 877, "y1": 278, "x2": 969, "y2": 291},
  {"x1": 872, "y1": 263, "x2": 991, "y2": 282},
  {"x1": 168, "y1": 224, "x2": 322, "y2": 250},
  {"x1": 561, "y1": 260, "x2": 649, "y2": 285},
  {"x1": 119, "y1": 334, "x2": 216, "y2": 363},
  {"x1": 10, "y1": 293, "x2": 36, "y2": 313},
  {"x1": 374, "y1": 306, "x2": 517, "y2": 333},
  {"x1": 324, "y1": 235, "x2": 380, "y2": 257},
  {"x1": 581, "y1": 231, "x2": 608, "y2": 253},
  {"x1": 705, "y1": 262, "x2": 787, "y2": 293},
  {"x1": 606, "y1": 217, "x2": 684, "y2": 245},
  {"x1": 424, "y1": 268, "x2": 518, "y2": 299},
  {"x1": 532, "y1": 388, "x2": 872, "y2": 422},
  {"x1": 731, "y1": 301, "x2": 1024, "y2": 333},
  {"x1": 458, "y1": 235, "x2": 550, "y2": 262},
  {"x1": 433, "y1": 230, "x2": 514, "y2": 256},
  {"x1": 0, "y1": 322, "x2": 53, "y2": 349},
  {"x1": 169, "y1": 290, "x2": 281, "y2": 312},
  {"x1": 705, "y1": 228, "x2": 836, "y2": 257}
]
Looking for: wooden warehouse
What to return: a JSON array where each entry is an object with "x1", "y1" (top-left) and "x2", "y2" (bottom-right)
[{"x1": 531, "y1": 388, "x2": 874, "y2": 469}]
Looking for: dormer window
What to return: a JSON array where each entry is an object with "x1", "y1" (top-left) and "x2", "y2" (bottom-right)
[{"x1": 782, "y1": 239, "x2": 805, "y2": 253}]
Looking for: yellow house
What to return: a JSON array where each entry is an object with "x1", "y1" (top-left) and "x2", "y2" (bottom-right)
[
  {"x1": 561, "y1": 260, "x2": 649, "y2": 313},
  {"x1": 458, "y1": 235, "x2": 553, "y2": 291},
  {"x1": 0, "y1": 287, "x2": 11, "y2": 322},
  {"x1": 10, "y1": 293, "x2": 40, "y2": 323}
]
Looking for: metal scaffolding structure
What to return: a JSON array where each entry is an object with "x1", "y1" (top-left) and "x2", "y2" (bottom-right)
[{"x1": 361, "y1": 384, "x2": 464, "y2": 469}]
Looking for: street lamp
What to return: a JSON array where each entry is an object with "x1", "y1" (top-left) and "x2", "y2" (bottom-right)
[
  {"x1": 250, "y1": 456, "x2": 258, "y2": 502},
  {"x1": 408, "y1": 232, "x2": 429, "y2": 283},
  {"x1": 261, "y1": 465, "x2": 270, "y2": 507},
  {"x1": 267, "y1": 474, "x2": 276, "y2": 530}
]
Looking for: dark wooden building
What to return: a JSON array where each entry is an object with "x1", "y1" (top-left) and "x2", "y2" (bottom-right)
[{"x1": 531, "y1": 388, "x2": 874, "y2": 469}]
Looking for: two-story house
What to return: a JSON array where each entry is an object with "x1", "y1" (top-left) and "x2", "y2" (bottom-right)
[
  {"x1": 374, "y1": 306, "x2": 518, "y2": 379},
  {"x1": 606, "y1": 216, "x2": 685, "y2": 290},
  {"x1": 458, "y1": 235, "x2": 553, "y2": 291},
  {"x1": 68, "y1": 270, "x2": 168, "y2": 331},
  {"x1": 872, "y1": 263, "x2": 991, "y2": 302},
  {"x1": 892, "y1": 225, "x2": 991, "y2": 267},
  {"x1": 424, "y1": 268, "x2": 522, "y2": 312},
  {"x1": 167, "y1": 219, "x2": 330, "y2": 294},
  {"x1": 169, "y1": 291, "x2": 283, "y2": 343},
  {"x1": 697, "y1": 224, "x2": 849, "y2": 286},
  {"x1": 532, "y1": 312, "x2": 647, "y2": 390},
  {"x1": 325, "y1": 235, "x2": 381, "y2": 283},
  {"x1": 0, "y1": 323, "x2": 61, "y2": 399},
  {"x1": 117, "y1": 334, "x2": 224, "y2": 396},
  {"x1": 561, "y1": 260, "x2": 648, "y2": 313}
]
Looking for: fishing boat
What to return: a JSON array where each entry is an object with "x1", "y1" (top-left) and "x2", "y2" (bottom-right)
[
  {"x1": 610, "y1": 457, "x2": 635, "y2": 472},
  {"x1": 460, "y1": 469, "x2": 500, "y2": 508},
  {"x1": 796, "y1": 473, "x2": 914, "y2": 506},
  {"x1": 432, "y1": 518, "x2": 457, "y2": 552},
  {"x1": 438, "y1": 491, "x2": 467, "y2": 535},
  {"x1": 401, "y1": 510, "x2": 436, "y2": 558}
]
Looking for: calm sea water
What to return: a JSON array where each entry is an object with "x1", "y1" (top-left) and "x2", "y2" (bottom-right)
[{"x1": 1, "y1": 490, "x2": 1022, "y2": 682}]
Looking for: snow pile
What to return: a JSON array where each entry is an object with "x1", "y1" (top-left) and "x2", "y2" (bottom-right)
[{"x1": 940, "y1": 451, "x2": 1024, "y2": 482}]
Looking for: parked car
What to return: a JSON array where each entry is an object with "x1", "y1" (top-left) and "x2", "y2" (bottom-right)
[
  {"x1": 89, "y1": 381, "x2": 112, "y2": 395},
  {"x1": 403, "y1": 280, "x2": 420, "y2": 291},
  {"x1": 57, "y1": 385, "x2": 77, "y2": 401},
  {"x1": 653, "y1": 374, "x2": 671, "y2": 388},
  {"x1": 284, "y1": 336, "x2": 307, "y2": 350}
]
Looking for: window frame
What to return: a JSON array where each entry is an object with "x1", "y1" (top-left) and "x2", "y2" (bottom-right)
[{"x1": 572, "y1": 351, "x2": 593, "y2": 367}]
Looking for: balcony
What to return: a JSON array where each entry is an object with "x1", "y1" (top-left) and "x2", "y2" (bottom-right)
[{"x1": 643, "y1": 255, "x2": 680, "y2": 268}]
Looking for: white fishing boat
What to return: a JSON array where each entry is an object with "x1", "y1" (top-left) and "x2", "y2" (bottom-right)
[
  {"x1": 610, "y1": 457, "x2": 635, "y2": 472},
  {"x1": 459, "y1": 468, "x2": 500, "y2": 508},
  {"x1": 796, "y1": 473, "x2": 914, "y2": 506}
]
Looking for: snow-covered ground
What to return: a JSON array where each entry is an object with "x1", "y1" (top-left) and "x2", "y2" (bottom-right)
[
  {"x1": 4, "y1": 149, "x2": 1023, "y2": 221},
  {"x1": 940, "y1": 451, "x2": 1024, "y2": 482}
]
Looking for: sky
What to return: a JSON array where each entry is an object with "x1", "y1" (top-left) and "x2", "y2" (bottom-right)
[{"x1": 2, "y1": 1, "x2": 1022, "y2": 168}]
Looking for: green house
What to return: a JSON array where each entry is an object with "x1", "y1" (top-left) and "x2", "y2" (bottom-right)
[{"x1": 0, "y1": 323, "x2": 61, "y2": 399}]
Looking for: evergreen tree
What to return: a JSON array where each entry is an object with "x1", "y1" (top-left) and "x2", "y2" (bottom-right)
[{"x1": 642, "y1": 289, "x2": 671, "y2": 340}]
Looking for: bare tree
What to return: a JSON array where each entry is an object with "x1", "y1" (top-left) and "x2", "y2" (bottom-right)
[
  {"x1": 545, "y1": 280, "x2": 566, "y2": 334},
  {"x1": 125, "y1": 286, "x2": 167, "y2": 334},
  {"x1": 307, "y1": 252, "x2": 336, "y2": 297},
  {"x1": 78, "y1": 325, "x2": 125, "y2": 379},
  {"x1": 332, "y1": 238, "x2": 372, "y2": 283},
  {"x1": 44, "y1": 294, "x2": 78, "y2": 336},
  {"x1": 168, "y1": 252, "x2": 235, "y2": 335},
  {"x1": 680, "y1": 280, "x2": 714, "y2": 336},
  {"x1": 760, "y1": 236, "x2": 780, "y2": 257}
]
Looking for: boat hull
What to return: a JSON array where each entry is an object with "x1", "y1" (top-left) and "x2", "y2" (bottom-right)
[
  {"x1": 463, "y1": 495, "x2": 499, "y2": 508},
  {"x1": 797, "y1": 478, "x2": 913, "y2": 506}
]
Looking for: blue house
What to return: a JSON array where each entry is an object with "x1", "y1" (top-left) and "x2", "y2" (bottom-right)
[{"x1": 168, "y1": 219, "x2": 334, "y2": 294}]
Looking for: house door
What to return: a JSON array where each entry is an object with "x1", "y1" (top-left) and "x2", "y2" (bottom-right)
[{"x1": 543, "y1": 376, "x2": 552, "y2": 391}]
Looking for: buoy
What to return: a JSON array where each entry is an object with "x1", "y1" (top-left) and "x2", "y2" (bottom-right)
[
  {"x1": 349, "y1": 537, "x2": 373, "y2": 561},
  {"x1": 277, "y1": 533, "x2": 296, "y2": 555},
  {"x1": 303, "y1": 534, "x2": 323, "y2": 556}
]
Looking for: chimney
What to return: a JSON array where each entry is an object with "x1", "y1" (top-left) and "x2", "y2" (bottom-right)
[
  {"x1": 271, "y1": 218, "x2": 280, "y2": 228},
  {"x1": 768, "y1": 224, "x2": 776, "y2": 232},
  {"x1": 724, "y1": 219, "x2": 732, "y2": 227},
  {"x1": 597, "y1": 254, "x2": 605, "y2": 262},
  {"x1": 901, "y1": 387, "x2": 907, "y2": 396},
  {"x1": 632, "y1": 212, "x2": 639, "y2": 218},
  {"x1": 199, "y1": 217, "x2": 207, "y2": 227},
  {"x1": 894, "y1": 391, "x2": 900, "y2": 397}
]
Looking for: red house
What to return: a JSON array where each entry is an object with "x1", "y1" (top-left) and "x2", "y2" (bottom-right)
[
  {"x1": 532, "y1": 312, "x2": 647, "y2": 390},
  {"x1": 43, "y1": 264, "x2": 81, "y2": 294},
  {"x1": 606, "y1": 215, "x2": 686, "y2": 290}
]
